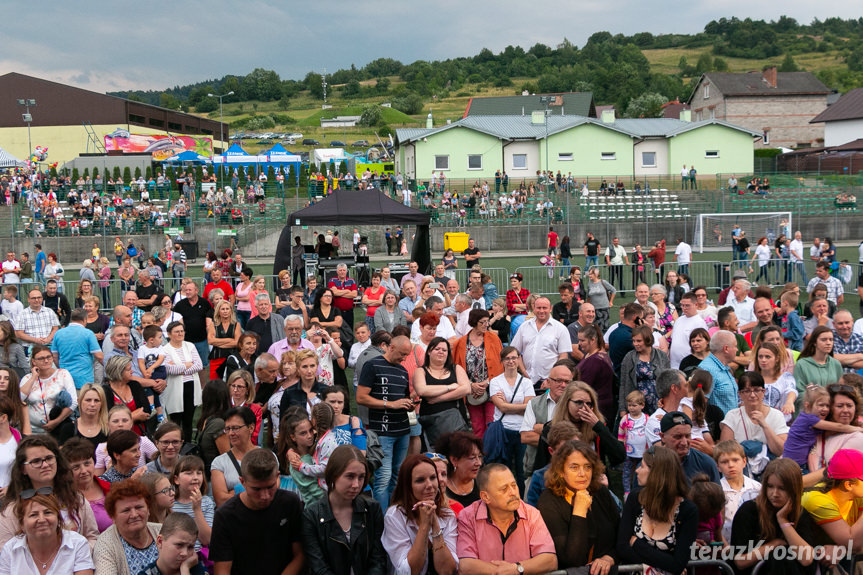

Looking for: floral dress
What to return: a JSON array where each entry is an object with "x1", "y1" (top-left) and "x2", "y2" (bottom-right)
[
  {"x1": 656, "y1": 306, "x2": 675, "y2": 335},
  {"x1": 635, "y1": 360, "x2": 659, "y2": 414},
  {"x1": 465, "y1": 341, "x2": 488, "y2": 384},
  {"x1": 315, "y1": 343, "x2": 336, "y2": 387},
  {"x1": 634, "y1": 503, "x2": 681, "y2": 575}
]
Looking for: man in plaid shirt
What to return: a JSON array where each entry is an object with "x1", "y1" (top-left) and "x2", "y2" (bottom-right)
[
  {"x1": 832, "y1": 310, "x2": 863, "y2": 373},
  {"x1": 807, "y1": 261, "x2": 845, "y2": 306},
  {"x1": 13, "y1": 287, "x2": 60, "y2": 348}
]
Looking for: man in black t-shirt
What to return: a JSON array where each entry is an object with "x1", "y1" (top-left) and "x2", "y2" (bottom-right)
[
  {"x1": 583, "y1": 232, "x2": 600, "y2": 270},
  {"x1": 463, "y1": 238, "x2": 481, "y2": 269},
  {"x1": 210, "y1": 448, "x2": 304, "y2": 575},
  {"x1": 172, "y1": 281, "x2": 212, "y2": 384},
  {"x1": 135, "y1": 271, "x2": 161, "y2": 312},
  {"x1": 357, "y1": 335, "x2": 413, "y2": 509}
]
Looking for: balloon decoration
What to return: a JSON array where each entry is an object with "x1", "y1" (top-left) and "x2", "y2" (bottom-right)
[{"x1": 30, "y1": 146, "x2": 48, "y2": 163}]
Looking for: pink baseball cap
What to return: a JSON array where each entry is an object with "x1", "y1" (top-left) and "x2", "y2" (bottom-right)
[{"x1": 827, "y1": 450, "x2": 863, "y2": 481}]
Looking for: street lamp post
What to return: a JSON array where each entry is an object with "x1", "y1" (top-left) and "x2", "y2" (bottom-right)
[
  {"x1": 16, "y1": 98, "x2": 36, "y2": 167},
  {"x1": 208, "y1": 91, "x2": 234, "y2": 187}
]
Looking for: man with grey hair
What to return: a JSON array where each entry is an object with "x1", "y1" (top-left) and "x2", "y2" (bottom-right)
[
  {"x1": 645, "y1": 368, "x2": 687, "y2": 444},
  {"x1": 398, "y1": 279, "x2": 420, "y2": 323},
  {"x1": 409, "y1": 296, "x2": 456, "y2": 342},
  {"x1": 452, "y1": 293, "x2": 473, "y2": 337},
  {"x1": 246, "y1": 293, "x2": 285, "y2": 355},
  {"x1": 267, "y1": 314, "x2": 314, "y2": 359},
  {"x1": 699, "y1": 330, "x2": 739, "y2": 414},
  {"x1": 726, "y1": 279, "x2": 756, "y2": 332},
  {"x1": 328, "y1": 263, "x2": 357, "y2": 330},
  {"x1": 102, "y1": 305, "x2": 143, "y2": 356},
  {"x1": 103, "y1": 324, "x2": 166, "y2": 394},
  {"x1": 253, "y1": 352, "x2": 280, "y2": 409},
  {"x1": 832, "y1": 309, "x2": 863, "y2": 372}
]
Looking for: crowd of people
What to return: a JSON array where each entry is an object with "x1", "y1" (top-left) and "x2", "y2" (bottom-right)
[{"x1": 0, "y1": 226, "x2": 857, "y2": 574}]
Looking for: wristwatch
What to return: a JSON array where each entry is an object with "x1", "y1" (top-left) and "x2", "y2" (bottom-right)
[{"x1": 515, "y1": 563, "x2": 524, "y2": 574}]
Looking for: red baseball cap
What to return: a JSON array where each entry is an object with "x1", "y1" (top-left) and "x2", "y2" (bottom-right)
[{"x1": 827, "y1": 450, "x2": 863, "y2": 481}]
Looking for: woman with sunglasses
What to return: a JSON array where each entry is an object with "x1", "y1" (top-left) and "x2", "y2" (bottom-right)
[
  {"x1": 0, "y1": 491, "x2": 94, "y2": 575},
  {"x1": 0, "y1": 435, "x2": 98, "y2": 549},
  {"x1": 301, "y1": 445, "x2": 387, "y2": 575},
  {"x1": 550, "y1": 382, "x2": 625, "y2": 468},
  {"x1": 19, "y1": 345, "x2": 78, "y2": 437}
]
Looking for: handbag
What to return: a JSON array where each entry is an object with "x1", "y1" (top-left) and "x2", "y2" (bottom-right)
[
  {"x1": 483, "y1": 375, "x2": 523, "y2": 463},
  {"x1": 364, "y1": 429, "x2": 384, "y2": 472}
]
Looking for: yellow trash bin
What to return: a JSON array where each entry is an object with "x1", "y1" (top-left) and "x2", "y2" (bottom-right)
[{"x1": 444, "y1": 232, "x2": 470, "y2": 253}]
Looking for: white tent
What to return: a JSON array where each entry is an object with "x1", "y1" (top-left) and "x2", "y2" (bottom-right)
[
  {"x1": 313, "y1": 148, "x2": 350, "y2": 167},
  {"x1": 0, "y1": 147, "x2": 24, "y2": 168}
]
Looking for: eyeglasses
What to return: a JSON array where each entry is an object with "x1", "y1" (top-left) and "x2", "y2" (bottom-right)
[
  {"x1": 229, "y1": 384, "x2": 247, "y2": 390},
  {"x1": 224, "y1": 425, "x2": 249, "y2": 433},
  {"x1": 33, "y1": 355, "x2": 53, "y2": 362},
  {"x1": 158, "y1": 440, "x2": 182, "y2": 447},
  {"x1": 24, "y1": 455, "x2": 56, "y2": 468},
  {"x1": 570, "y1": 399, "x2": 594, "y2": 409},
  {"x1": 547, "y1": 377, "x2": 570, "y2": 385},
  {"x1": 154, "y1": 486, "x2": 174, "y2": 496},
  {"x1": 502, "y1": 356, "x2": 519, "y2": 362},
  {"x1": 739, "y1": 387, "x2": 764, "y2": 396},
  {"x1": 21, "y1": 486, "x2": 53, "y2": 499},
  {"x1": 423, "y1": 452, "x2": 447, "y2": 462}
]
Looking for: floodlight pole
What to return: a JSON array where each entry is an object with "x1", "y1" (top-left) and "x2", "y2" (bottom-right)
[
  {"x1": 539, "y1": 96, "x2": 553, "y2": 174},
  {"x1": 16, "y1": 98, "x2": 36, "y2": 167},
  {"x1": 208, "y1": 91, "x2": 234, "y2": 187}
]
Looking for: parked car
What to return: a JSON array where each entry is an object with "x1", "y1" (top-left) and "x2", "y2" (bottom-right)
[
  {"x1": 283, "y1": 137, "x2": 296, "y2": 145},
  {"x1": 302, "y1": 138, "x2": 320, "y2": 146},
  {"x1": 286, "y1": 133, "x2": 304, "y2": 140},
  {"x1": 256, "y1": 139, "x2": 274, "y2": 145},
  {"x1": 329, "y1": 140, "x2": 346, "y2": 147},
  {"x1": 351, "y1": 140, "x2": 370, "y2": 148}
]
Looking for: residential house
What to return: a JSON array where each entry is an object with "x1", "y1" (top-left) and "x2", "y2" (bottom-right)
[
  {"x1": 810, "y1": 87, "x2": 863, "y2": 148},
  {"x1": 687, "y1": 67, "x2": 830, "y2": 149},
  {"x1": 463, "y1": 92, "x2": 596, "y2": 118}
]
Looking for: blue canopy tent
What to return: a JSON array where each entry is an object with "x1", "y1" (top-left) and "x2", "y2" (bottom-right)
[
  {"x1": 212, "y1": 143, "x2": 301, "y2": 184},
  {"x1": 160, "y1": 150, "x2": 212, "y2": 164}
]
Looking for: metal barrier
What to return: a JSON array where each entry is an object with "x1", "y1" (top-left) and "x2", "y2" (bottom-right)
[
  {"x1": 514, "y1": 263, "x2": 650, "y2": 297},
  {"x1": 451, "y1": 267, "x2": 511, "y2": 294},
  {"x1": 658, "y1": 261, "x2": 726, "y2": 294},
  {"x1": 730, "y1": 257, "x2": 861, "y2": 294}
]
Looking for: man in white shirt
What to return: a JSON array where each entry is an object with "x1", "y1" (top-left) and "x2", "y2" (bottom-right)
[
  {"x1": 789, "y1": 231, "x2": 806, "y2": 283},
  {"x1": 726, "y1": 279, "x2": 757, "y2": 332},
  {"x1": 669, "y1": 292, "x2": 708, "y2": 369},
  {"x1": 604, "y1": 237, "x2": 629, "y2": 291},
  {"x1": 674, "y1": 237, "x2": 692, "y2": 276},
  {"x1": 511, "y1": 297, "x2": 570, "y2": 384},
  {"x1": 1, "y1": 252, "x2": 21, "y2": 284},
  {"x1": 809, "y1": 237, "x2": 821, "y2": 262},
  {"x1": 451, "y1": 294, "x2": 472, "y2": 337}
]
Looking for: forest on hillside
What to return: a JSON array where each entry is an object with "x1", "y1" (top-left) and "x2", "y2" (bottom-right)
[{"x1": 110, "y1": 16, "x2": 863, "y2": 119}]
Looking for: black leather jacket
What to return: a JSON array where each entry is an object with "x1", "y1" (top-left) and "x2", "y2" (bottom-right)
[{"x1": 302, "y1": 494, "x2": 387, "y2": 575}]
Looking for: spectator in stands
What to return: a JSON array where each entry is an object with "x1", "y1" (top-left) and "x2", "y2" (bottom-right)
[
  {"x1": 381, "y1": 453, "x2": 458, "y2": 575},
  {"x1": 537, "y1": 439, "x2": 619, "y2": 572},
  {"x1": 457, "y1": 463, "x2": 557, "y2": 575},
  {"x1": 14, "y1": 288, "x2": 61, "y2": 351}
]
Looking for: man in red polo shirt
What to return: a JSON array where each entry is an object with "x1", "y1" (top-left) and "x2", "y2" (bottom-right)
[
  {"x1": 327, "y1": 263, "x2": 358, "y2": 329},
  {"x1": 203, "y1": 268, "x2": 235, "y2": 304}
]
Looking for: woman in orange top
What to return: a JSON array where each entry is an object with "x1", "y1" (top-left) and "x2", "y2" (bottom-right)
[{"x1": 452, "y1": 309, "x2": 504, "y2": 438}]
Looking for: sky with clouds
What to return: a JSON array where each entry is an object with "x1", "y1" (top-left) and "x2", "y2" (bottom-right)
[{"x1": 0, "y1": 1, "x2": 857, "y2": 93}]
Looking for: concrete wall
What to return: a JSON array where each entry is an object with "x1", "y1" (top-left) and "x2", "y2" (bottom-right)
[
  {"x1": 668, "y1": 125, "x2": 755, "y2": 175},
  {"x1": 824, "y1": 119, "x2": 863, "y2": 148},
  {"x1": 62, "y1": 155, "x2": 153, "y2": 176}
]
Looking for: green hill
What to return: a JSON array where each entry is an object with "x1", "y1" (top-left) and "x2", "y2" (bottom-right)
[{"x1": 297, "y1": 105, "x2": 414, "y2": 127}]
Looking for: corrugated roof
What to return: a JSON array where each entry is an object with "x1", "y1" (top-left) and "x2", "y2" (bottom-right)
[
  {"x1": 699, "y1": 71, "x2": 831, "y2": 97},
  {"x1": 463, "y1": 92, "x2": 595, "y2": 118},
  {"x1": 395, "y1": 115, "x2": 761, "y2": 144},
  {"x1": 811, "y1": 88, "x2": 863, "y2": 123}
]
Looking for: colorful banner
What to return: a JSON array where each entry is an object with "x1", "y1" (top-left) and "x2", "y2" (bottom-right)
[{"x1": 104, "y1": 130, "x2": 213, "y2": 161}]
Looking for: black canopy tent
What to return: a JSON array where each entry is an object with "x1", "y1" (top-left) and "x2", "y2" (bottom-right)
[{"x1": 273, "y1": 189, "x2": 432, "y2": 278}]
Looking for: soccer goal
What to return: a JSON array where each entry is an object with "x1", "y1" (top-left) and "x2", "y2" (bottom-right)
[{"x1": 694, "y1": 212, "x2": 792, "y2": 253}]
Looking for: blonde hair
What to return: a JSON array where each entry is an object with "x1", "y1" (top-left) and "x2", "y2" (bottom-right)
[
  {"x1": 551, "y1": 381, "x2": 604, "y2": 444},
  {"x1": 213, "y1": 300, "x2": 237, "y2": 325},
  {"x1": 227, "y1": 370, "x2": 256, "y2": 404},
  {"x1": 78, "y1": 384, "x2": 108, "y2": 435},
  {"x1": 82, "y1": 295, "x2": 101, "y2": 309}
]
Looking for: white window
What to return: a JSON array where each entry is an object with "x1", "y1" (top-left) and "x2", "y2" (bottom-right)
[
  {"x1": 601, "y1": 152, "x2": 616, "y2": 161},
  {"x1": 512, "y1": 154, "x2": 527, "y2": 170},
  {"x1": 467, "y1": 155, "x2": 482, "y2": 170},
  {"x1": 558, "y1": 153, "x2": 573, "y2": 161},
  {"x1": 705, "y1": 150, "x2": 719, "y2": 158},
  {"x1": 704, "y1": 84, "x2": 710, "y2": 99},
  {"x1": 641, "y1": 151, "x2": 656, "y2": 167},
  {"x1": 763, "y1": 130, "x2": 770, "y2": 145},
  {"x1": 434, "y1": 155, "x2": 449, "y2": 171}
]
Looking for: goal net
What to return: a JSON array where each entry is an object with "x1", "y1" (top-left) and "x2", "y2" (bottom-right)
[{"x1": 694, "y1": 212, "x2": 792, "y2": 253}]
